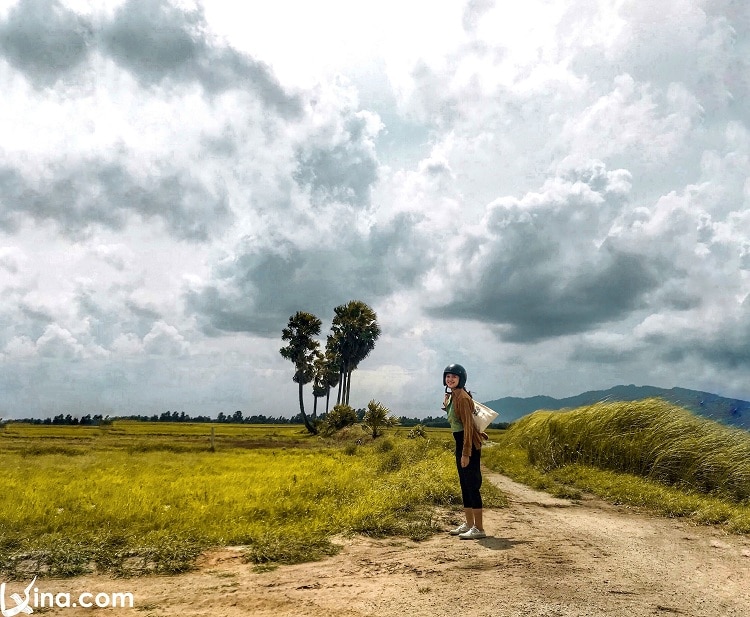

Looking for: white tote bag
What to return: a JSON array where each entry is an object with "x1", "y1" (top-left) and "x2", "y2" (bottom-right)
[{"x1": 472, "y1": 400, "x2": 499, "y2": 432}]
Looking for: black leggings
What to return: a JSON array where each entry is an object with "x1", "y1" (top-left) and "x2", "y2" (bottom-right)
[{"x1": 453, "y1": 431, "x2": 483, "y2": 509}]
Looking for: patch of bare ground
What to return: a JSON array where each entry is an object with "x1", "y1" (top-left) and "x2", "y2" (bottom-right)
[{"x1": 31, "y1": 471, "x2": 750, "y2": 616}]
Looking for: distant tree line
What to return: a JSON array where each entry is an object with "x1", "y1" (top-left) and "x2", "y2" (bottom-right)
[
  {"x1": 397, "y1": 415, "x2": 451, "y2": 428},
  {"x1": 4, "y1": 411, "x2": 306, "y2": 425},
  {"x1": 1, "y1": 411, "x2": 507, "y2": 428},
  {"x1": 7, "y1": 413, "x2": 111, "y2": 426}
]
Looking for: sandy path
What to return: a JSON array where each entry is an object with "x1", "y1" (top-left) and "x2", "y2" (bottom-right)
[{"x1": 21, "y1": 472, "x2": 750, "y2": 616}]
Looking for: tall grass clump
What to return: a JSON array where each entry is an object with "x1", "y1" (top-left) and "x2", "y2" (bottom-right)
[{"x1": 501, "y1": 398, "x2": 750, "y2": 503}]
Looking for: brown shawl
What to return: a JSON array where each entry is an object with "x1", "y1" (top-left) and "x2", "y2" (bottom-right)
[{"x1": 451, "y1": 387, "x2": 484, "y2": 457}]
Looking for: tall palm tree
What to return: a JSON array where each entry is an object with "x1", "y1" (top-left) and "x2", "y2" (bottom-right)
[
  {"x1": 329, "y1": 300, "x2": 380, "y2": 406},
  {"x1": 279, "y1": 311, "x2": 322, "y2": 434}
]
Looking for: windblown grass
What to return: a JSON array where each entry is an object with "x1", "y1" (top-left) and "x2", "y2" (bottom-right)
[
  {"x1": 0, "y1": 423, "x2": 505, "y2": 579},
  {"x1": 482, "y1": 398, "x2": 750, "y2": 532}
]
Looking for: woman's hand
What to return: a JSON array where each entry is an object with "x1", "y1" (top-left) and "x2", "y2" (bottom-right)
[{"x1": 460, "y1": 455, "x2": 469, "y2": 468}]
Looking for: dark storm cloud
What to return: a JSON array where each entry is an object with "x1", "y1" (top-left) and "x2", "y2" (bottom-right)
[
  {"x1": 0, "y1": 0, "x2": 301, "y2": 115},
  {"x1": 0, "y1": 0, "x2": 93, "y2": 85},
  {"x1": 431, "y1": 241, "x2": 666, "y2": 342},
  {"x1": 186, "y1": 243, "x2": 349, "y2": 337},
  {"x1": 99, "y1": 0, "x2": 202, "y2": 80},
  {"x1": 0, "y1": 161, "x2": 230, "y2": 241},
  {"x1": 186, "y1": 212, "x2": 425, "y2": 337},
  {"x1": 646, "y1": 298, "x2": 750, "y2": 371},
  {"x1": 428, "y1": 162, "x2": 681, "y2": 342},
  {"x1": 100, "y1": 0, "x2": 301, "y2": 115}
]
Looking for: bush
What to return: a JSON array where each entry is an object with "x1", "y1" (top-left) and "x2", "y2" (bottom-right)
[
  {"x1": 362, "y1": 400, "x2": 400, "y2": 438},
  {"x1": 407, "y1": 424, "x2": 427, "y2": 439},
  {"x1": 320, "y1": 404, "x2": 358, "y2": 436}
]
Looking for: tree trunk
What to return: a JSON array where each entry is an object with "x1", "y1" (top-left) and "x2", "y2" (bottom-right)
[
  {"x1": 325, "y1": 388, "x2": 331, "y2": 414},
  {"x1": 298, "y1": 379, "x2": 317, "y2": 434},
  {"x1": 336, "y1": 371, "x2": 343, "y2": 405},
  {"x1": 345, "y1": 368, "x2": 353, "y2": 405},
  {"x1": 342, "y1": 364, "x2": 350, "y2": 405}
]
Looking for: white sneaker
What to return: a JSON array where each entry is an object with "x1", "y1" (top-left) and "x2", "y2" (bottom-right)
[
  {"x1": 448, "y1": 522, "x2": 471, "y2": 536},
  {"x1": 458, "y1": 526, "x2": 487, "y2": 540}
]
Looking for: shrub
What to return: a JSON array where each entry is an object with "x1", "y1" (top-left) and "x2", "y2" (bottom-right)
[
  {"x1": 320, "y1": 404, "x2": 358, "y2": 436},
  {"x1": 407, "y1": 424, "x2": 427, "y2": 439},
  {"x1": 362, "y1": 400, "x2": 400, "y2": 438}
]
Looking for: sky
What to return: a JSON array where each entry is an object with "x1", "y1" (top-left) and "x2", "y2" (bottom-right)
[{"x1": 1, "y1": 0, "x2": 749, "y2": 420}]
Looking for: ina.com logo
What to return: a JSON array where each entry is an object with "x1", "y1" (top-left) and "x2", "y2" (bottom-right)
[{"x1": 1, "y1": 577, "x2": 134, "y2": 614}]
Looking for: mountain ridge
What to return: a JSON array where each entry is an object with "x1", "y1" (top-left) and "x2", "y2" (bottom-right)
[{"x1": 483, "y1": 384, "x2": 750, "y2": 429}]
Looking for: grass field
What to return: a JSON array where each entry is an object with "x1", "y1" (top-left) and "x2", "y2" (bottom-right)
[
  {"x1": 4, "y1": 399, "x2": 748, "y2": 580},
  {"x1": 482, "y1": 399, "x2": 750, "y2": 534},
  {"x1": 0, "y1": 421, "x2": 506, "y2": 579}
]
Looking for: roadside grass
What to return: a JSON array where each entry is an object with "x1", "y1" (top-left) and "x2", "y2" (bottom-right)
[
  {"x1": 482, "y1": 399, "x2": 750, "y2": 533},
  {"x1": 0, "y1": 423, "x2": 506, "y2": 579}
]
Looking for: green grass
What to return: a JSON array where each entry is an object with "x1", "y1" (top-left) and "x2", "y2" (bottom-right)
[
  {"x1": 482, "y1": 399, "x2": 750, "y2": 533},
  {"x1": 0, "y1": 423, "x2": 506, "y2": 579}
]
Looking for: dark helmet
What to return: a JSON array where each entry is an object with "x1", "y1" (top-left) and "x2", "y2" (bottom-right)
[{"x1": 443, "y1": 363, "x2": 467, "y2": 389}]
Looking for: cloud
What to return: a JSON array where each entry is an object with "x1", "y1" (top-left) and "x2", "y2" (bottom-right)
[
  {"x1": 35, "y1": 324, "x2": 88, "y2": 359},
  {"x1": 0, "y1": 0, "x2": 93, "y2": 86},
  {"x1": 186, "y1": 209, "x2": 425, "y2": 337},
  {"x1": 100, "y1": 0, "x2": 301, "y2": 115},
  {"x1": 183, "y1": 83, "x2": 418, "y2": 338},
  {"x1": 426, "y1": 161, "x2": 679, "y2": 342},
  {"x1": 630, "y1": 299, "x2": 750, "y2": 371},
  {"x1": 0, "y1": 158, "x2": 231, "y2": 241},
  {"x1": 0, "y1": 0, "x2": 302, "y2": 244},
  {"x1": 3, "y1": 0, "x2": 750, "y2": 418},
  {"x1": 0, "y1": 0, "x2": 301, "y2": 115},
  {"x1": 0, "y1": 246, "x2": 25, "y2": 273},
  {"x1": 89, "y1": 243, "x2": 134, "y2": 271},
  {"x1": 293, "y1": 107, "x2": 382, "y2": 208},
  {"x1": 142, "y1": 320, "x2": 188, "y2": 356}
]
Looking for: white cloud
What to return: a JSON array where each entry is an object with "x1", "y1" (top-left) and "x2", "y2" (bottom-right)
[
  {"x1": 142, "y1": 320, "x2": 189, "y2": 356},
  {"x1": 0, "y1": 245, "x2": 24, "y2": 273},
  {"x1": 89, "y1": 243, "x2": 134, "y2": 270},
  {"x1": 36, "y1": 324, "x2": 88, "y2": 359}
]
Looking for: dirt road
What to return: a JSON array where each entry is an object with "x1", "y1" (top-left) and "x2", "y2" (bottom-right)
[{"x1": 32, "y1": 472, "x2": 750, "y2": 616}]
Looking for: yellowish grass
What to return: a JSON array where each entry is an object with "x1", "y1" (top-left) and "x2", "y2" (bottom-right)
[
  {"x1": 0, "y1": 424, "x2": 506, "y2": 578},
  {"x1": 482, "y1": 399, "x2": 750, "y2": 533}
]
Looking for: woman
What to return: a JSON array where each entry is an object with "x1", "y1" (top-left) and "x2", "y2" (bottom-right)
[{"x1": 443, "y1": 363, "x2": 487, "y2": 539}]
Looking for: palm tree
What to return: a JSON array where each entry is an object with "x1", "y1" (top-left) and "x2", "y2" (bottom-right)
[
  {"x1": 329, "y1": 300, "x2": 380, "y2": 406},
  {"x1": 279, "y1": 311, "x2": 322, "y2": 434}
]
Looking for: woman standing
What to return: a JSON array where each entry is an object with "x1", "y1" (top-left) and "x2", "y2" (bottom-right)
[{"x1": 443, "y1": 363, "x2": 487, "y2": 539}]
